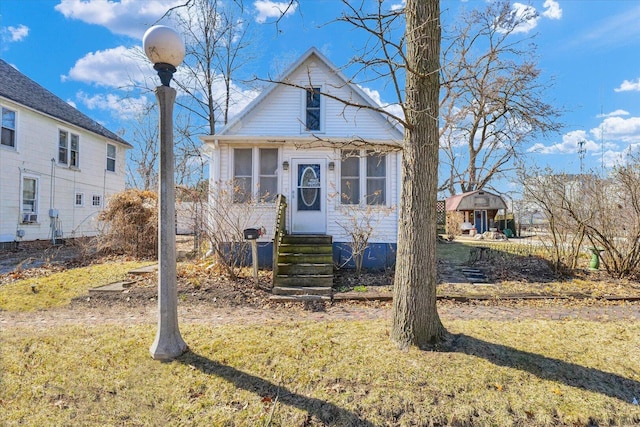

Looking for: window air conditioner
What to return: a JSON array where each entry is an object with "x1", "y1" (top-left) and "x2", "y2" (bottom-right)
[{"x1": 22, "y1": 213, "x2": 38, "y2": 223}]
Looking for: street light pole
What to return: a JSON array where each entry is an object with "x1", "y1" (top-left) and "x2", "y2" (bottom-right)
[{"x1": 143, "y1": 25, "x2": 187, "y2": 360}]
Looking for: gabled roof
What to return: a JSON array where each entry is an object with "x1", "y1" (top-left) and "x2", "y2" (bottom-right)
[
  {"x1": 0, "y1": 59, "x2": 131, "y2": 147},
  {"x1": 445, "y1": 190, "x2": 507, "y2": 211},
  {"x1": 216, "y1": 46, "x2": 403, "y2": 138}
]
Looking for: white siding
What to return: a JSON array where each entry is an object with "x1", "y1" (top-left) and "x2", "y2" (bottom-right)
[
  {"x1": 0, "y1": 98, "x2": 127, "y2": 242},
  {"x1": 224, "y1": 58, "x2": 401, "y2": 141},
  {"x1": 205, "y1": 50, "x2": 401, "y2": 245}
]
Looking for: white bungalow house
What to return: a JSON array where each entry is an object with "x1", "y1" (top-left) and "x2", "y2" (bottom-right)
[
  {"x1": 201, "y1": 47, "x2": 403, "y2": 273},
  {"x1": 0, "y1": 59, "x2": 131, "y2": 247}
]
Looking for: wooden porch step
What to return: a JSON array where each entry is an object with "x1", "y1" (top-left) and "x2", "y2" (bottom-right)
[
  {"x1": 278, "y1": 244, "x2": 333, "y2": 254},
  {"x1": 281, "y1": 235, "x2": 332, "y2": 245},
  {"x1": 277, "y1": 253, "x2": 333, "y2": 264},
  {"x1": 277, "y1": 263, "x2": 333, "y2": 275},
  {"x1": 272, "y1": 286, "x2": 333, "y2": 296},
  {"x1": 269, "y1": 295, "x2": 332, "y2": 302},
  {"x1": 273, "y1": 274, "x2": 333, "y2": 287}
]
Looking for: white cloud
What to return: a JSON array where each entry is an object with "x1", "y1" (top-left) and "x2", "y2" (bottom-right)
[
  {"x1": 358, "y1": 86, "x2": 404, "y2": 120},
  {"x1": 541, "y1": 0, "x2": 562, "y2": 20},
  {"x1": 528, "y1": 130, "x2": 597, "y2": 154},
  {"x1": 7, "y1": 24, "x2": 29, "y2": 41},
  {"x1": 390, "y1": 0, "x2": 406, "y2": 12},
  {"x1": 253, "y1": 0, "x2": 297, "y2": 24},
  {"x1": 508, "y1": 3, "x2": 540, "y2": 34},
  {"x1": 615, "y1": 79, "x2": 640, "y2": 92},
  {"x1": 63, "y1": 46, "x2": 149, "y2": 87},
  {"x1": 597, "y1": 109, "x2": 629, "y2": 118},
  {"x1": 76, "y1": 91, "x2": 150, "y2": 119},
  {"x1": 54, "y1": 0, "x2": 182, "y2": 39},
  {"x1": 591, "y1": 116, "x2": 640, "y2": 144}
]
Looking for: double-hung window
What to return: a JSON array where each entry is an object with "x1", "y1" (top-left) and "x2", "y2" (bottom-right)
[
  {"x1": 75, "y1": 193, "x2": 84, "y2": 207},
  {"x1": 1, "y1": 107, "x2": 16, "y2": 148},
  {"x1": 92, "y1": 195, "x2": 102, "y2": 207},
  {"x1": 58, "y1": 130, "x2": 69, "y2": 165},
  {"x1": 232, "y1": 147, "x2": 280, "y2": 203},
  {"x1": 340, "y1": 150, "x2": 360, "y2": 204},
  {"x1": 233, "y1": 148, "x2": 253, "y2": 203},
  {"x1": 106, "y1": 143, "x2": 116, "y2": 172},
  {"x1": 70, "y1": 134, "x2": 80, "y2": 168},
  {"x1": 305, "y1": 87, "x2": 321, "y2": 131},
  {"x1": 59, "y1": 130, "x2": 80, "y2": 167},
  {"x1": 340, "y1": 150, "x2": 387, "y2": 206},
  {"x1": 22, "y1": 176, "x2": 38, "y2": 223},
  {"x1": 258, "y1": 148, "x2": 278, "y2": 202}
]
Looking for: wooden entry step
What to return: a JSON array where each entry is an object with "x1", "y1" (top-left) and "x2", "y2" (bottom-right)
[{"x1": 271, "y1": 234, "x2": 333, "y2": 301}]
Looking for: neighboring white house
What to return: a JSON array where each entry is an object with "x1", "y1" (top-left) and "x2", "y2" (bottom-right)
[
  {"x1": 0, "y1": 59, "x2": 131, "y2": 245},
  {"x1": 201, "y1": 47, "x2": 403, "y2": 269}
]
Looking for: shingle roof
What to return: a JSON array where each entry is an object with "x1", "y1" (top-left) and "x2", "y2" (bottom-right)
[{"x1": 0, "y1": 59, "x2": 131, "y2": 148}]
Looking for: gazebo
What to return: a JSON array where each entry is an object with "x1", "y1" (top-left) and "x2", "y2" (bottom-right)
[{"x1": 445, "y1": 190, "x2": 507, "y2": 236}]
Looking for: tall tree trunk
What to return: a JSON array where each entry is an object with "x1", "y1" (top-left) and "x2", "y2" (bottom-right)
[{"x1": 391, "y1": 0, "x2": 445, "y2": 349}]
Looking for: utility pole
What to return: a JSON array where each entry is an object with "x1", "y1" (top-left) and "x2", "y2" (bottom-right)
[{"x1": 578, "y1": 140, "x2": 586, "y2": 174}]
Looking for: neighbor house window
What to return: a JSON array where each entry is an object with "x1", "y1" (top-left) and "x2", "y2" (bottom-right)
[
  {"x1": 305, "y1": 87, "x2": 321, "y2": 131},
  {"x1": 233, "y1": 147, "x2": 280, "y2": 203},
  {"x1": 106, "y1": 143, "x2": 116, "y2": 172},
  {"x1": 340, "y1": 149, "x2": 387, "y2": 206},
  {"x1": 70, "y1": 134, "x2": 80, "y2": 168},
  {"x1": 58, "y1": 130, "x2": 80, "y2": 166},
  {"x1": 58, "y1": 130, "x2": 68, "y2": 164},
  {"x1": 233, "y1": 148, "x2": 252, "y2": 203},
  {"x1": 75, "y1": 193, "x2": 84, "y2": 207},
  {"x1": 1, "y1": 107, "x2": 16, "y2": 148},
  {"x1": 259, "y1": 148, "x2": 278, "y2": 202},
  {"x1": 92, "y1": 195, "x2": 102, "y2": 207},
  {"x1": 22, "y1": 176, "x2": 38, "y2": 223}
]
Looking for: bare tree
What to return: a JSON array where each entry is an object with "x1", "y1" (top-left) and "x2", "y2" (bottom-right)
[
  {"x1": 267, "y1": 0, "x2": 445, "y2": 348},
  {"x1": 171, "y1": 0, "x2": 256, "y2": 134},
  {"x1": 389, "y1": 0, "x2": 445, "y2": 348},
  {"x1": 520, "y1": 159, "x2": 640, "y2": 278},
  {"x1": 439, "y1": 1, "x2": 562, "y2": 196},
  {"x1": 126, "y1": 104, "x2": 159, "y2": 190}
]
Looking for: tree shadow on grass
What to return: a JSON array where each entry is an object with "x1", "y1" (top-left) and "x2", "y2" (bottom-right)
[
  {"x1": 448, "y1": 333, "x2": 640, "y2": 404},
  {"x1": 178, "y1": 350, "x2": 374, "y2": 426}
]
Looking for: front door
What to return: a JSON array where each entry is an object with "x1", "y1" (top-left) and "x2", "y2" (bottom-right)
[
  {"x1": 474, "y1": 210, "x2": 488, "y2": 233},
  {"x1": 291, "y1": 159, "x2": 326, "y2": 234}
]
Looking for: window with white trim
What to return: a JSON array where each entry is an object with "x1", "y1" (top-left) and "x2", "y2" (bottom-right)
[
  {"x1": 58, "y1": 130, "x2": 80, "y2": 166},
  {"x1": 1, "y1": 107, "x2": 16, "y2": 148},
  {"x1": 92, "y1": 195, "x2": 102, "y2": 207},
  {"x1": 75, "y1": 193, "x2": 84, "y2": 207},
  {"x1": 70, "y1": 134, "x2": 80, "y2": 168},
  {"x1": 106, "y1": 143, "x2": 116, "y2": 172},
  {"x1": 305, "y1": 87, "x2": 321, "y2": 131},
  {"x1": 340, "y1": 149, "x2": 387, "y2": 206},
  {"x1": 259, "y1": 148, "x2": 278, "y2": 202},
  {"x1": 21, "y1": 176, "x2": 39, "y2": 223},
  {"x1": 232, "y1": 147, "x2": 280, "y2": 203},
  {"x1": 233, "y1": 148, "x2": 252, "y2": 203}
]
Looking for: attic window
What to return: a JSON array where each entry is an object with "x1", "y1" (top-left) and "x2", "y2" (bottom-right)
[{"x1": 305, "y1": 87, "x2": 321, "y2": 131}]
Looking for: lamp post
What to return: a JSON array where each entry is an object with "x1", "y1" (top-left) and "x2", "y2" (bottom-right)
[{"x1": 143, "y1": 25, "x2": 187, "y2": 360}]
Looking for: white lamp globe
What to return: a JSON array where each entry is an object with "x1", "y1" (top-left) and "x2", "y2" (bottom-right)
[{"x1": 142, "y1": 25, "x2": 185, "y2": 67}]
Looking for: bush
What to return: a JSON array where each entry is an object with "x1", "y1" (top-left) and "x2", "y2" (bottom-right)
[{"x1": 97, "y1": 189, "x2": 158, "y2": 257}]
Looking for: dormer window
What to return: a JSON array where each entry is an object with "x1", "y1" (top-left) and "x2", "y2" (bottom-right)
[{"x1": 305, "y1": 87, "x2": 321, "y2": 131}]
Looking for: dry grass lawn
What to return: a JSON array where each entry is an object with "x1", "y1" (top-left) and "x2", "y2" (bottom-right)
[{"x1": 2, "y1": 320, "x2": 639, "y2": 426}]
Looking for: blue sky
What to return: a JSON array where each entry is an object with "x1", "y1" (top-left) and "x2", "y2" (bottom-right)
[{"x1": 1, "y1": 0, "x2": 640, "y2": 182}]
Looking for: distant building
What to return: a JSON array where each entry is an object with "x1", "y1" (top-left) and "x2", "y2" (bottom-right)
[{"x1": 0, "y1": 59, "x2": 131, "y2": 245}]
